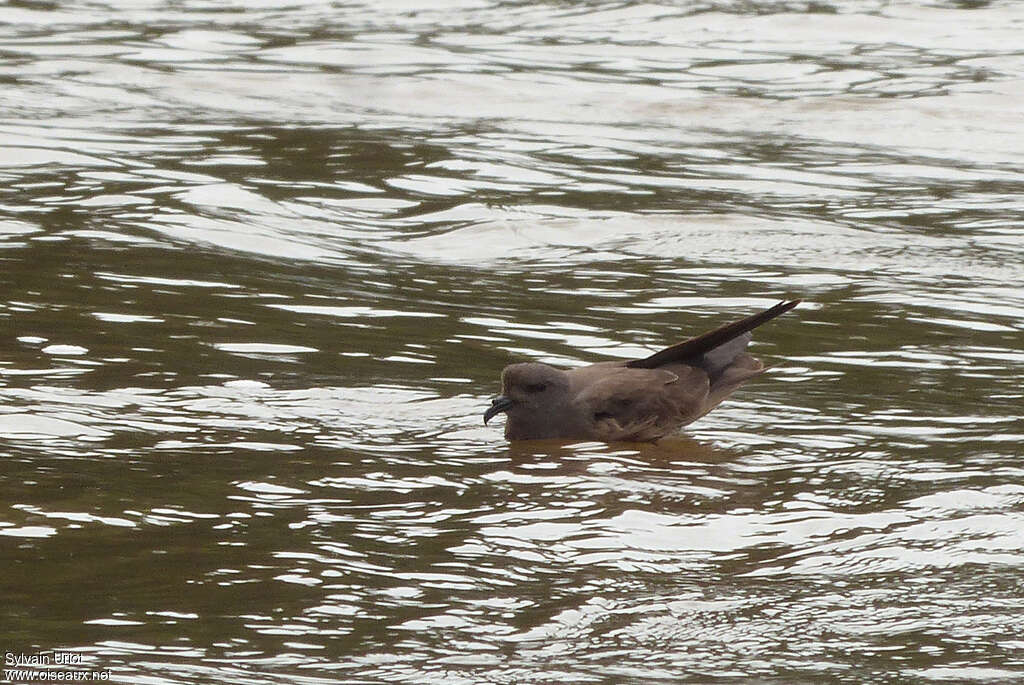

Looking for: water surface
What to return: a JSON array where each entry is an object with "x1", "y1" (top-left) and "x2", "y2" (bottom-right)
[{"x1": 2, "y1": 1, "x2": 1023, "y2": 683}]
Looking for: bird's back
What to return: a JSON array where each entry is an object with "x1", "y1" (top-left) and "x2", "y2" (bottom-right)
[{"x1": 565, "y1": 347, "x2": 762, "y2": 441}]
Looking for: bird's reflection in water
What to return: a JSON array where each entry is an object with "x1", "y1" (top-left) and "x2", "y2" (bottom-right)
[{"x1": 501, "y1": 433, "x2": 737, "y2": 467}]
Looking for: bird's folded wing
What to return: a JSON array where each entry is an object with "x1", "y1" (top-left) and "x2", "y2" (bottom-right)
[
  {"x1": 574, "y1": 367, "x2": 708, "y2": 442},
  {"x1": 626, "y1": 299, "x2": 799, "y2": 369}
]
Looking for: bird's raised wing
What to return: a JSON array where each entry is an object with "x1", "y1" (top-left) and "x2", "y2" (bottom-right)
[
  {"x1": 626, "y1": 300, "x2": 800, "y2": 370},
  {"x1": 573, "y1": 367, "x2": 709, "y2": 442}
]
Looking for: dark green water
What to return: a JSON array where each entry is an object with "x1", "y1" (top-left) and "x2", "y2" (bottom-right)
[{"x1": 2, "y1": 1, "x2": 1023, "y2": 683}]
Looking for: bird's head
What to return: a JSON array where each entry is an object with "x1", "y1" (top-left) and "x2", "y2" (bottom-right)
[{"x1": 483, "y1": 362, "x2": 572, "y2": 438}]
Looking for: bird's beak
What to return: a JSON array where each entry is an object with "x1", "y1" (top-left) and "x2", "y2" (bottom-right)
[{"x1": 483, "y1": 395, "x2": 515, "y2": 425}]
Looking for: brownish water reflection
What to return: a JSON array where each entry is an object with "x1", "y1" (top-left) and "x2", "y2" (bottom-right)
[{"x1": 2, "y1": 1, "x2": 1024, "y2": 683}]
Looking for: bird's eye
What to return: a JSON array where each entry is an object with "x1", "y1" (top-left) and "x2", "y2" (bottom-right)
[{"x1": 525, "y1": 383, "x2": 547, "y2": 393}]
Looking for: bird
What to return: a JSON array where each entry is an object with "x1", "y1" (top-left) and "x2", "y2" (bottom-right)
[{"x1": 483, "y1": 300, "x2": 800, "y2": 442}]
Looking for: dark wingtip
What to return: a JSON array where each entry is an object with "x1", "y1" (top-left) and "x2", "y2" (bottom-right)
[
  {"x1": 626, "y1": 299, "x2": 801, "y2": 370},
  {"x1": 777, "y1": 299, "x2": 801, "y2": 312}
]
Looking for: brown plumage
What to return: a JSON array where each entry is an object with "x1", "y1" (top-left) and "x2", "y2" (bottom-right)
[{"x1": 483, "y1": 300, "x2": 800, "y2": 442}]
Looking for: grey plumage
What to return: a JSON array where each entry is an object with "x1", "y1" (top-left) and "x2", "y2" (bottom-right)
[{"x1": 483, "y1": 300, "x2": 800, "y2": 442}]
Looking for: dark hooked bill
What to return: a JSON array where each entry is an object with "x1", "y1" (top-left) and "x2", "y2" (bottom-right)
[{"x1": 483, "y1": 395, "x2": 515, "y2": 424}]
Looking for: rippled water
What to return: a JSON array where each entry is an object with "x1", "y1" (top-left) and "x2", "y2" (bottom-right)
[{"x1": 2, "y1": 1, "x2": 1023, "y2": 683}]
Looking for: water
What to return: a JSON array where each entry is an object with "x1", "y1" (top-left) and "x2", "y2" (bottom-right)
[{"x1": 2, "y1": 1, "x2": 1023, "y2": 683}]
